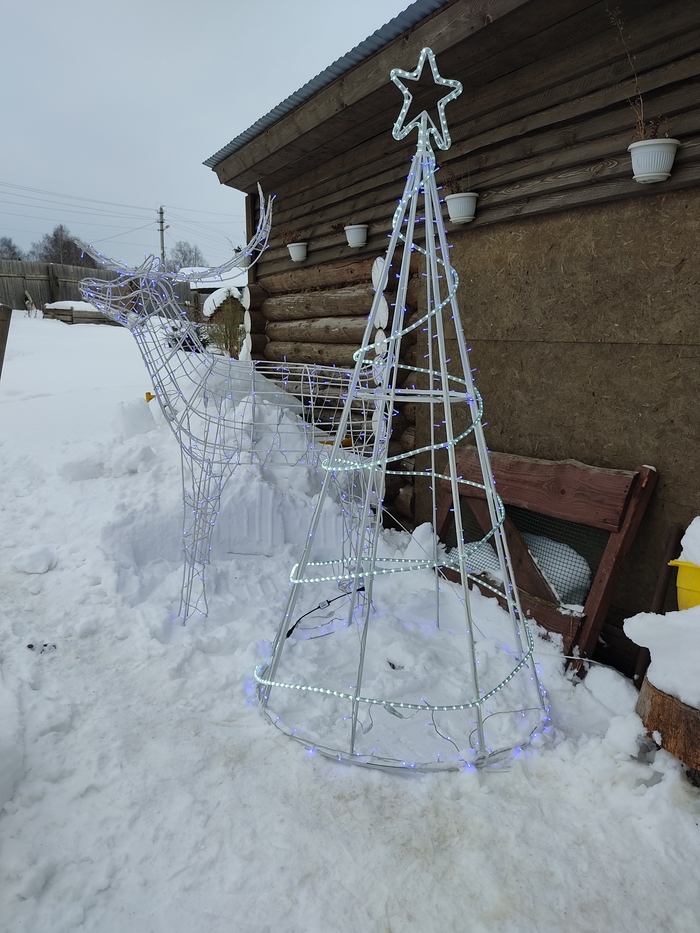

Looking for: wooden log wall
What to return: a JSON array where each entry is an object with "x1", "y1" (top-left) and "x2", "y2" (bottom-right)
[
  {"x1": 226, "y1": 0, "x2": 700, "y2": 280},
  {"x1": 250, "y1": 255, "x2": 421, "y2": 523}
]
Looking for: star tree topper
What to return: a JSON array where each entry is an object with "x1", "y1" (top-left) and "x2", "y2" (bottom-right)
[{"x1": 390, "y1": 47, "x2": 462, "y2": 150}]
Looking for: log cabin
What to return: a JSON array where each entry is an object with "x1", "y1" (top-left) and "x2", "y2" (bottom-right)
[{"x1": 205, "y1": 0, "x2": 700, "y2": 669}]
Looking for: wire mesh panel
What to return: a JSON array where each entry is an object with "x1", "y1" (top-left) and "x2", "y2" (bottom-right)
[{"x1": 442, "y1": 499, "x2": 608, "y2": 608}]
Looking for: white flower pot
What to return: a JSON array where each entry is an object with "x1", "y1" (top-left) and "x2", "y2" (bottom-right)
[
  {"x1": 344, "y1": 224, "x2": 368, "y2": 248},
  {"x1": 628, "y1": 138, "x2": 680, "y2": 184},
  {"x1": 286, "y1": 242, "x2": 307, "y2": 262},
  {"x1": 445, "y1": 192, "x2": 479, "y2": 223}
]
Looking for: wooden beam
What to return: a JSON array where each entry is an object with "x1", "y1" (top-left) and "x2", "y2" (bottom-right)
[
  {"x1": 218, "y1": 0, "x2": 695, "y2": 193},
  {"x1": 261, "y1": 285, "x2": 375, "y2": 320},
  {"x1": 264, "y1": 340, "x2": 361, "y2": 367},
  {"x1": 452, "y1": 447, "x2": 636, "y2": 531},
  {"x1": 266, "y1": 316, "x2": 368, "y2": 344},
  {"x1": 258, "y1": 256, "x2": 376, "y2": 295},
  {"x1": 575, "y1": 465, "x2": 658, "y2": 658}
]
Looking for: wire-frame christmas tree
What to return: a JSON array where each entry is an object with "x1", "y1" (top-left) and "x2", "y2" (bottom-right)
[{"x1": 255, "y1": 48, "x2": 548, "y2": 771}]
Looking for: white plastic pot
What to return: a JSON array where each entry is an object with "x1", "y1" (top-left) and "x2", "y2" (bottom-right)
[
  {"x1": 344, "y1": 224, "x2": 368, "y2": 248},
  {"x1": 445, "y1": 192, "x2": 479, "y2": 223},
  {"x1": 628, "y1": 138, "x2": 680, "y2": 184},
  {"x1": 286, "y1": 242, "x2": 308, "y2": 262}
]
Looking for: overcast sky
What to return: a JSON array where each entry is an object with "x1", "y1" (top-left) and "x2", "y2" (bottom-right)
[{"x1": 3, "y1": 0, "x2": 412, "y2": 266}]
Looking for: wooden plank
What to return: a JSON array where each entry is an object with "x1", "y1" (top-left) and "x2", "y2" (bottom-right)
[
  {"x1": 633, "y1": 522, "x2": 684, "y2": 686},
  {"x1": 636, "y1": 675, "x2": 700, "y2": 770},
  {"x1": 226, "y1": 0, "x2": 642, "y2": 191},
  {"x1": 576, "y1": 465, "x2": 658, "y2": 658},
  {"x1": 451, "y1": 448, "x2": 636, "y2": 531},
  {"x1": 266, "y1": 316, "x2": 369, "y2": 345},
  {"x1": 261, "y1": 285, "x2": 375, "y2": 320}
]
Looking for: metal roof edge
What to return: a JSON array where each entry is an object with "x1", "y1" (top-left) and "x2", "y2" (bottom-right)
[{"x1": 203, "y1": 0, "x2": 450, "y2": 169}]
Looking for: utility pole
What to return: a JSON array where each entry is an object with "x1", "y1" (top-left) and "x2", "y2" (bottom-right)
[{"x1": 157, "y1": 206, "x2": 167, "y2": 264}]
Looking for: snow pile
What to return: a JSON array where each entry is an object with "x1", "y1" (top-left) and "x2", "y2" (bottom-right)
[
  {"x1": 624, "y1": 516, "x2": 700, "y2": 710},
  {"x1": 678, "y1": 515, "x2": 700, "y2": 564},
  {"x1": 44, "y1": 301, "x2": 99, "y2": 312},
  {"x1": 1, "y1": 312, "x2": 699, "y2": 933},
  {"x1": 202, "y1": 284, "x2": 243, "y2": 318},
  {"x1": 625, "y1": 607, "x2": 700, "y2": 709}
]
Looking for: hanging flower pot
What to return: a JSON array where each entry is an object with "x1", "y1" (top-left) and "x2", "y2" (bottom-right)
[
  {"x1": 344, "y1": 224, "x2": 368, "y2": 248},
  {"x1": 286, "y1": 241, "x2": 308, "y2": 262},
  {"x1": 628, "y1": 138, "x2": 680, "y2": 184},
  {"x1": 445, "y1": 192, "x2": 479, "y2": 223}
]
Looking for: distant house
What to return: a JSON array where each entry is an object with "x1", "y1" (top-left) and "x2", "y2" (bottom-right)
[{"x1": 205, "y1": 0, "x2": 700, "y2": 649}]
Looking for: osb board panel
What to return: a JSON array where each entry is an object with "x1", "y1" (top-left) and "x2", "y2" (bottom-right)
[
  {"x1": 434, "y1": 188, "x2": 700, "y2": 617},
  {"x1": 449, "y1": 188, "x2": 700, "y2": 346}
]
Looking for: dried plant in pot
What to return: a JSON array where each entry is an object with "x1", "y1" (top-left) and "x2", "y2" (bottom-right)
[
  {"x1": 441, "y1": 166, "x2": 479, "y2": 223},
  {"x1": 610, "y1": 7, "x2": 680, "y2": 183},
  {"x1": 281, "y1": 229, "x2": 307, "y2": 261}
]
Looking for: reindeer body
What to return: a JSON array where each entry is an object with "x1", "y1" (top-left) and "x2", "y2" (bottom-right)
[{"x1": 78, "y1": 197, "x2": 375, "y2": 622}]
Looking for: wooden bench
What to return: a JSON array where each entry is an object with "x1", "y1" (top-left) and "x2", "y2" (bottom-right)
[{"x1": 435, "y1": 448, "x2": 657, "y2": 657}]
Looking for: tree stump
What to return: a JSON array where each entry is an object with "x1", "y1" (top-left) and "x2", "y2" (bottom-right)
[{"x1": 636, "y1": 675, "x2": 700, "y2": 771}]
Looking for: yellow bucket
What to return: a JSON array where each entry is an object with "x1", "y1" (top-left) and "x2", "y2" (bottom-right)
[{"x1": 668, "y1": 560, "x2": 700, "y2": 610}]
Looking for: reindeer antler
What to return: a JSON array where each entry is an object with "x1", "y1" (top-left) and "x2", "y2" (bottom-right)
[{"x1": 76, "y1": 183, "x2": 273, "y2": 280}]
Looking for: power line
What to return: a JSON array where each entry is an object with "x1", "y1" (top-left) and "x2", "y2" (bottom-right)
[{"x1": 0, "y1": 180, "x2": 245, "y2": 218}]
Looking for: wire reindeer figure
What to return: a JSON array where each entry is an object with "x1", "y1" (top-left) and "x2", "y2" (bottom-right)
[{"x1": 78, "y1": 190, "x2": 376, "y2": 623}]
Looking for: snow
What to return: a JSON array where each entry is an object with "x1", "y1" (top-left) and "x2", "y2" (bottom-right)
[
  {"x1": 625, "y1": 607, "x2": 700, "y2": 709},
  {"x1": 624, "y1": 517, "x2": 700, "y2": 710},
  {"x1": 44, "y1": 301, "x2": 99, "y2": 312},
  {"x1": 1, "y1": 311, "x2": 699, "y2": 932},
  {"x1": 202, "y1": 285, "x2": 243, "y2": 318},
  {"x1": 678, "y1": 515, "x2": 700, "y2": 564}
]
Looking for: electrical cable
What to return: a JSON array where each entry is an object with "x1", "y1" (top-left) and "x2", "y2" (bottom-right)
[{"x1": 286, "y1": 588, "x2": 364, "y2": 639}]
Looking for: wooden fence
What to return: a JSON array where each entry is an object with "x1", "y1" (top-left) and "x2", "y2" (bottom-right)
[
  {"x1": 0, "y1": 259, "x2": 195, "y2": 316},
  {"x1": 0, "y1": 260, "x2": 116, "y2": 310}
]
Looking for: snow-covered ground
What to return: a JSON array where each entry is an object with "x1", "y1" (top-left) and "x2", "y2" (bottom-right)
[{"x1": 1, "y1": 312, "x2": 698, "y2": 933}]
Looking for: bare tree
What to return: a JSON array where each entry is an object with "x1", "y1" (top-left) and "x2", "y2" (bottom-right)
[
  {"x1": 28, "y1": 224, "x2": 97, "y2": 267},
  {"x1": 167, "y1": 240, "x2": 207, "y2": 270},
  {"x1": 0, "y1": 237, "x2": 25, "y2": 260}
]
